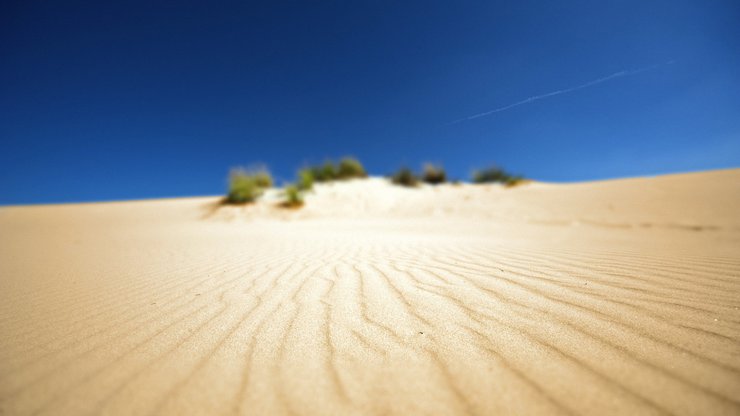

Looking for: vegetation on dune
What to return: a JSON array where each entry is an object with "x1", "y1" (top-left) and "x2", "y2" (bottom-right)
[
  {"x1": 422, "y1": 163, "x2": 446, "y2": 185},
  {"x1": 390, "y1": 163, "x2": 446, "y2": 187},
  {"x1": 226, "y1": 167, "x2": 273, "y2": 204},
  {"x1": 308, "y1": 166, "x2": 323, "y2": 182},
  {"x1": 222, "y1": 159, "x2": 526, "y2": 207},
  {"x1": 472, "y1": 166, "x2": 507, "y2": 183},
  {"x1": 280, "y1": 184, "x2": 304, "y2": 208},
  {"x1": 337, "y1": 157, "x2": 367, "y2": 179},
  {"x1": 503, "y1": 176, "x2": 527, "y2": 187},
  {"x1": 391, "y1": 167, "x2": 419, "y2": 187},
  {"x1": 308, "y1": 161, "x2": 337, "y2": 182},
  {"x1": 472, "y1": 166, "x2": 524, "y2": 186},
  {"x1": 284, "y1": 156, "x2": 365, "y2": 207},
  {"x1": 297, "y1": 168, "x2": 315, "y2": 191},
  {"x1": 319, "y1": 161, "x2": 338, "y2": 182},
  {"x1": 253, "y1": 170, "x2": 273, "y2": 188},
  {"x1": 304, "y1": 157, "x2": 366, "y2": 183}
]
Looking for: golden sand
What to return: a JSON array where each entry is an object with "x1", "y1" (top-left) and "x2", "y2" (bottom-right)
[{"x1": 1, "y1": 169, "x2": 739, "y2": 415}]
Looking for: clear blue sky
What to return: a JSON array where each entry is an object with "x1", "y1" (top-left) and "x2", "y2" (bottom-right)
[{"x1": 1, "y1": 1, "x2": 738, "y2": 204}]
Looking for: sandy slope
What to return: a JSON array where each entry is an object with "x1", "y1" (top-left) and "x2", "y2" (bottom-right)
[{"x1": 1, "y1": 169, "x2": 739, "y2": 415}]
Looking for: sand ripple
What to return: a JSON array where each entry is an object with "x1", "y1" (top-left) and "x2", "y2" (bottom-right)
[{"x1": 1, "y1": 171, "x2": 739, "y2": 415}]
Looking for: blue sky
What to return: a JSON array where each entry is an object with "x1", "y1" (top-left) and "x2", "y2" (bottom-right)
[{"x1": 1, "y1": 1, "x2": 738, "y2": 204}]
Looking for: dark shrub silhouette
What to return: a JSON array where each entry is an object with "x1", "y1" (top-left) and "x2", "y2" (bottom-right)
[
  {"x1": 391, "y1": 167, "x2": 419, "y2": 187},
  {"x1": 422, "y1": 163, "x2": 446, "y2": 184},
  {"x1": 472, "y1": 166, "x2": 524, "y2": 186}
]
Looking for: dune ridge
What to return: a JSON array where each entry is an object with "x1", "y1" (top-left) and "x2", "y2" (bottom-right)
[{"x1": 1, "y1": 169, "x2": 739, "y2": 415}]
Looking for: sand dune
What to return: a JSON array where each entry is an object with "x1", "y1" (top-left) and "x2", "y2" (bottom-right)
[{"x1": 1, "y1": 169, "x2": 739, "y2": 415}]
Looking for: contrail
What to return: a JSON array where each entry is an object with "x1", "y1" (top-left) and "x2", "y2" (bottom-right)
[{"x1": 448, "y1": 61, "x2": 674, "y2": 125}]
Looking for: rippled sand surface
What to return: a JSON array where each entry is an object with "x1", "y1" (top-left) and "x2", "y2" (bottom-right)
[{"x1": 1, "y1": 169, "x2": 739, "y2": 415}]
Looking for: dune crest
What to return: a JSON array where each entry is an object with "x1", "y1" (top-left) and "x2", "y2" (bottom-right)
[{"x1": 1, "y1": 169, "x2": 739, "y2": 415}]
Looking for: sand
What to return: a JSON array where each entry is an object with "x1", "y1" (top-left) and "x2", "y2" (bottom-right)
[{"x1": 1, "y1": 169, "x2": 739, "y2": 415}]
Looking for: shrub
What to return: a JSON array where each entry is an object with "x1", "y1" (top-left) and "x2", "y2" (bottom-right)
[
  {"x1": 253, "y1": 170, "x2": 273, "y2": 188},
  {"x1": 297, "y1": 168, "x2": 314, "y2": 190},
  {"x1": 503, "y1": 175, "x2": 526, "y2": 187},
  {"x1": 281, "y1": 184, "x2": 304, "y2": 208},
  {"x1": 391, "y1": 167, "x2": 419, "y2": 187},
  {"x1": 472, "y1": 166, "x2": 522, "y2": 184},
  {"x1": 311, "y1": 161, "x2": 337, "y2": 182},
  {"x1": 304, "y1": 158, "x2": 366, "y2": 183},
  {"x1": 226, "y1": 168, "x2": 272, "y2": 203},
  {"x1": 310, "y1": 166, "x2": 324, "y2": 182},
  {"x1": 422, "y1": 163, "x2": 446, "y2": 184},
  {"x1": 337, "y1": 157, "x2": 367, "y2": 179}
]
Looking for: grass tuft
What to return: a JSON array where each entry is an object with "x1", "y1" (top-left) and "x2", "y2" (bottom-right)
[
  {"x1": 297, "y1": 168, "x2": 315, "y2": 190},
  {"x1": 253, "y1": 170, "x2": 273, "y2": 188},
  {"x1": 391, "y1": 167, "x2": 419, "y2": 187},
  {"x1": 226, "y1": 167, "x2": 273, "y2": 204},
  {"x1": 472, "y1": 166, "x2": 524, "y2": 186},
  {"x1": 305, "y1": 157, "x2": 367, "y2": 183},
  {"x1": 281, "y1": 184, "x2": 304, "y2": 208},
  {"x1": 422, "y1": 163, "x2": 446, "y2": 184},
  {"x1": 310, "y1": 161, "x2": 337, "y2": 182},
  {"x1": 503, "y1": 176, "x2": 527, "y2": 187},
  {"x1": 337, "y1": 157, "x2": 367, "y2": 179}
]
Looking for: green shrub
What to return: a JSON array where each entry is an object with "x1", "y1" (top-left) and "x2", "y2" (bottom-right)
[
  {"x1": 281, "y1": 184, "x2": 304, "y2": 208},
  {"x1": 253, "y1": 170, "x2": 273, "y2": 188},
  {"x1": 472, "y1": 166, "x2": 522, "y2": 184},
  {"x1": 391, "y1": 167, "x2": 419, "y2": 187},
  {"x1": 311, "y1": 161, "x2": 337, "y2": 182},
  {"x1": 309, "y1": 166, "x2": 323, "y2": 182},
  {"x1": 226, "y1": 168, "x2": 272, "y2": 203},
  {"x1": 337, "y1": 157, "x2": 367, "y2": 179},
  {"x1": 297, "y1": 168, "x2": 314, "y2": 190},
  {"x1": 304, "y1": 158, "x2": 366, "y2": 183},
  {"x1": 422, "y1": 163, "x2": 446, "y2": 184},
  {"x1": 503, "y1": 176, "x2": 527, "y2": 187}
]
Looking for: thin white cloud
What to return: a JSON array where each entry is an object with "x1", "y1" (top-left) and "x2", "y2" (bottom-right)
[{"x1": 449, "y1": 61, "x2": 674, "y2": 125}]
